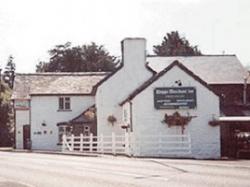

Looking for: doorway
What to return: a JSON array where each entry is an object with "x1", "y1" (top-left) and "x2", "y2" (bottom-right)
[
  {"x1": 23, "y1": 125, "x2": 31, "y2": 149},
  {"x1": 221, "y1": 123, "x2": 250, "y2": 159}
]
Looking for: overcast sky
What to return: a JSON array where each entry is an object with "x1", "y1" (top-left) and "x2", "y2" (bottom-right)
[{"x1": 0, "y1": 0, "x2": 250, "y2": 72}]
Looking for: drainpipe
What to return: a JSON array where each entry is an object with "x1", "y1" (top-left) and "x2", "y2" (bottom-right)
[
  {"x1": 129, "y1": 101, "x2": 133, "y2": 132},
  {"x1": 0, "y1": 67, "x2": 2, "y2": 98},
  {"x1": 243, "y1": 71, "x2": 250, "y2": 105}
]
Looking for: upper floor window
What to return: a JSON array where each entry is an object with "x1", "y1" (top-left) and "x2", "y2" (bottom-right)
[{"x1": 59, "y1": 97, "x2": 71, "y2": 110}]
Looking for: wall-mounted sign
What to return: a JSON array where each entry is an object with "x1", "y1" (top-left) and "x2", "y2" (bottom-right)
[
  {"x1": 154, "y1": 87, "x2": 197, "y2": 109},
  {"x1": 14, "y1": 100, "x2": 30, "y2": 110}
]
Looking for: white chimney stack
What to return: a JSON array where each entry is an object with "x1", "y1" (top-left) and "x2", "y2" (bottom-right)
[
  {"x1": 121, "y1": 38, "x2": 147, "y2": 71},
  {"x1": 120, "y1": 37, "x2": 152, "y2": 87}
]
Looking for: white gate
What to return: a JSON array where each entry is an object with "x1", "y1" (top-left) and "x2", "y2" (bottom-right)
[
  {"x1": 62, "y1": 132, "x2": 191, "y2": 157},
  {"x1": 62, "y1": 132, "x2": 130, "y2": 155}
]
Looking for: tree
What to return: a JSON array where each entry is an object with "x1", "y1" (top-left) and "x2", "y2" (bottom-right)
[
  {"x1": 3, "y1": 55, "x2": 16, "y2": 88},
  {"x1": 153, "y1": 31, "x2": 202, "y2": 56},
  {"x1": 36, "y1": 42, "x2": 119, "y2": 72},
  {"x1": 0, "y1": 79, "x2": 13, "y2": 147},
  {"x1": 0, "y1": 55, "x2": 15, "y2": 147}
]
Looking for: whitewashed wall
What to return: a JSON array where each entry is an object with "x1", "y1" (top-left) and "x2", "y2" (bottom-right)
[
  {"x1": 15, "y1": 110, "x2": 30, "y2": 149},
  {"x1": 96, "y1": 38, "x2": 152, "y2": 135},
  {"x1": 130, "y1": 65, "x2": 220, "y2": 159},
  {"x1": 30, "y1": 95, "x2": 94, "y2": 150}
]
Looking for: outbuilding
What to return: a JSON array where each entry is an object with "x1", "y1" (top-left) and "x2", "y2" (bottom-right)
[{"x1": 12, "y1": 72, "x2": 107, "y2": 150}]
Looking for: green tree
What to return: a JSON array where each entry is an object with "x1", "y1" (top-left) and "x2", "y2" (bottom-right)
[
  {"x1": 36, "y1": 42, "x2": 119, "y2": 72},
  {"x1": 0, "y1": 55, "x2": 15, "y2": 147},
  {"x1": 153, "y1": 31, "x2": 202, "y2": 56},
  {"x1": 0, "y1": 79, "x2": 13, "y2": 147},
  {"x1": 3, "y1": 55, "x2": 16, "y2": 88}
]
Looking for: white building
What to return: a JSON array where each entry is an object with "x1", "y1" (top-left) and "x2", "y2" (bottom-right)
[
  {"x1": 95, "y1": 39, "x2": 220, "y2": 158},
  {"x1": 12, "y1": 72, "x2": 107, "y2": 150},
  {"x1": 12, "y1": 38, "x2": 249, "y2": 158}
]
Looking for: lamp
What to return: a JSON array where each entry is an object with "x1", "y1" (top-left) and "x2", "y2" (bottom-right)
[{"x1": 41, "y1": 121, "x2": 47, "y2": 127}]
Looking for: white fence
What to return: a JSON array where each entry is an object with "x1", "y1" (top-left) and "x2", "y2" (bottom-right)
[
  {"x1": 62, "y1": 132, "x2": 191, "y2": 157},
  {"x1": 131, "y1": 134, "x2": 191, "y2": 157},
  {"x1": 62, "y1": 132, "x2": 130, "y2": 155}
]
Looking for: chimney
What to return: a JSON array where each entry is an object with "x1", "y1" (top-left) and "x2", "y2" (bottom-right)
[
  {"x1": 121, "y1": 38, "x2": 147, "y2": 72},
  {"x1": 120, "y1": 38, "x2": 152, "y2": 88}
]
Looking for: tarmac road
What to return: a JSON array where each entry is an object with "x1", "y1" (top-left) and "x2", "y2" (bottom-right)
[{"x1": 0, "y1": 151, "x2": 250, "y2": 187}]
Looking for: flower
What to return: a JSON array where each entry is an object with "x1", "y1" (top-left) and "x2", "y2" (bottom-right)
[
  {"x1": 107, "y1": 115, "x2": 117, "y2": 126},
  {"x1": 162, "y1": 112, "x2": 194, "y2": 134}
]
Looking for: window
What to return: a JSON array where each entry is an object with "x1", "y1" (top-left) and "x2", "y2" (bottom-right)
[
  {"x1": 84, "y1": 126, "x2": 90, "y2": 136},
  {"x1": 123, "y1": 109, "x2": 128, "y2": 123},
  {"x1": 65, "y1": 97, "x2": 70, "y2": 110},
  {"x1": 58, "y1": 97, "x2": 71, "y2": 110},
  {"x1": 58, "y1": 126, "x2": 72, "y2": 143}
]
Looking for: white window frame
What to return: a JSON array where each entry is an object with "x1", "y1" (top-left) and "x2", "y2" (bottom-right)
[{"x1": 58, "y1": 97, "x2": 71, "y2": 110}]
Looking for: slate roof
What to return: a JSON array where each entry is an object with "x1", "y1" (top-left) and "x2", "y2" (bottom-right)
[
  {"x1": 120, "y1": 60, "x2": 218, "y2": 105},
  {"x1": 57, "y1": 105, "x2": 96, "y2": 126},
  {"x1": 12, "y1": 72, "x2": 109, "y2": 99},
  {"x1": 147, "y1": 55, "x2": 248, "y2": 84}
]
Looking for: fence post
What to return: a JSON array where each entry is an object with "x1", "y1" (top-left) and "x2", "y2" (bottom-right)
[
  {"x1": 130, "y1": 133, "x2": 136, "y2": 156},
  {"x1": 100, "y1": 134, "x2": 104, "y2": 154},
  {"x1": 188, "y1": 134, "x2": 192, "y2": 154},
  {"x1": 158, "y1": 133, "x2": 162, "y2": 155},
  {"x1": 125, "y1": 132, "x2": 130, "y2": 156},
  {"x1": 71, "y1": 134, "x2": 74, "y2": 151},
  {"x1": 62, "y1": 134, "x2": 66, "y2": 152},
  {"x1": 89, "y1": 133, "x2": 93, "y2": 152},
  {"x1": 137, "y1": 136, "x2": 141, "y2": 156},
  {"x1": 112, "y1": 132, "x2": 116, "y2": 155},
  {"x1": 80, "y1": 134, "x2": 83, "y2": 152}
]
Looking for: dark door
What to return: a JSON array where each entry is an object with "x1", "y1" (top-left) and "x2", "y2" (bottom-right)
[
  {"x1": 23, "y1": 125, "x2": 31, "y2": 149},
  {"x1": 221, "y1": 123, "x2": 250, "y2": 159},
  {"x1": 235, "y1": 130, "x2": 250, "y2": 159}
]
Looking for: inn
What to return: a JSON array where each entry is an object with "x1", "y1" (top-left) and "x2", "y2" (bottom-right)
[{"x1": 12, "y1": 38, "x2": 250, "y2": 159}]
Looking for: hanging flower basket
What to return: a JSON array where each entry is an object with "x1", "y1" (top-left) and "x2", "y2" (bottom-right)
[
  {"x1": 107, "y1": 115, "x2": 117, "y2": 126},
  {"x1": 121, "y1": 124, "x2": 130, "y2": 129},
  {"x1": 162, "y1": 112, "x2": 194, "y2": 133},
  {"x1": 209, "y1": 120, "x2": 220, "y2": 127}
]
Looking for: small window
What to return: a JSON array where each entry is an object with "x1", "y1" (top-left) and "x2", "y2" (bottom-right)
[
  {"x1": 84, "y1": 126, "x2": 90, "y2": 136},
  {"x1": 65, "y1": 97, "x2": 71, "y2": 110},
  {"x1": 59, "y1": 97, "x2": 64, "y2": 110},
  {"x1": 58, "y1": 126, "x2": 72, "y2": 143},
  {"x1": 58, "y1": 127, "x2": 64, "y2": 143},
  {"x1": 123, "y1": 109, "x2": 128, "y2": 123},
  {"x1": 58, "y1": 97, "x2": 71, "y2": 110}
]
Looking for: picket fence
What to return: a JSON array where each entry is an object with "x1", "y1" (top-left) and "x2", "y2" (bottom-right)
[
  {"x1": 62, "y1": 132, "x2": 130, "y2": 155},
  {"x1": 131, "y1": 134, "x2": 191, "y2": 157},
  {"x1": 62, "y1": 132, "x2": 191, "y2": 157}
]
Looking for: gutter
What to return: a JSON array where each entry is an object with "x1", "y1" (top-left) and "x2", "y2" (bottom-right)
[{"x1": 243, "y1": 71, "x2": 250, "y2": 105}]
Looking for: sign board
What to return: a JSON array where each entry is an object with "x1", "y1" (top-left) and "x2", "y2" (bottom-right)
[
  {"x1": 154, "y1": 87, "x2": 197, "y2": 109},
  {"x1": 14, "y1": 100, "x2": 30, "y2": 110}
]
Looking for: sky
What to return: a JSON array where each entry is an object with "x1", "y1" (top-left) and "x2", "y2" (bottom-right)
[{"x1": 0, "y1": 0, "x2": 250, "y2": 72}]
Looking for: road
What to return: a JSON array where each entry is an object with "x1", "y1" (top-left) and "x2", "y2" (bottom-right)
[{"x1": 0, "y1": 151, "x2": 250, "y2": 187}]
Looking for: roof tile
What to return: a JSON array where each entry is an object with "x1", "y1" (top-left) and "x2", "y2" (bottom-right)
[
  {"x1": 147, "y1": 55, "x2": 248, "y2": 84},
  {"x1": 12, "y1": 72, "x2": 109, "y2": 99}
]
